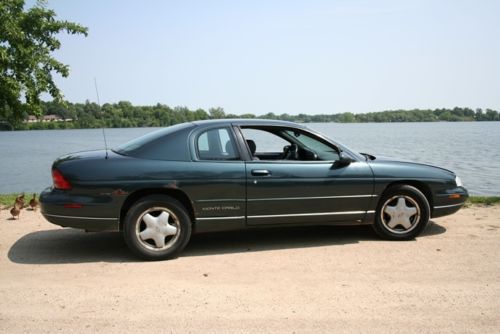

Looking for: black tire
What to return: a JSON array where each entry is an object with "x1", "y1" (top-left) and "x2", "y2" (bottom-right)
[
  {"x1": 372, "y1": 185, "x2": 430, "y2": 240},
  {"x1": 123, "y1": 195, "x2": 192, "y2": 260}
]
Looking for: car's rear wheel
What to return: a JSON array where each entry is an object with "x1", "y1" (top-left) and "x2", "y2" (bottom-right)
[
  {"x1": 123, "y1": 195, "x2": 192, "y2": 260},
  {"x1": 373, "y1": 185, "x2": 430, "y2": 240}
]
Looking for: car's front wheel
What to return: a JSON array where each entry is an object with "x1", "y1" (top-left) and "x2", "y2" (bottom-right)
[
  {"x1": 373, "y1": 185, "x2": 430, "y2": 240},
  {"x1": 123, "y1": 195, "x2": 192, "y2": 260}
]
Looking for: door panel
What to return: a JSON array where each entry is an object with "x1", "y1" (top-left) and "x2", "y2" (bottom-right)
[
  {"x1": 178, "y1": 161, "x2": 246, "y2": 219},
  {"x1": 186, "y1": 125, "x2": 247, "y2": 232},
  {"x1": 246, "y1": 161, "x2": 374, "y2": 225}
]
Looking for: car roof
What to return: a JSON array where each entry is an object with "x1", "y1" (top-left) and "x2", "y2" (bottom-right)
[{"x1": 191, "y1": 118, "x2": 308, "y2": 129}]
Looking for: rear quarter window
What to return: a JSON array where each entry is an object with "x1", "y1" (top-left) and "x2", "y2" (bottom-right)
[
  {"x1": 113, "y1": 123, "x2": 195, "y2": 161},
  {"x1": 197, "y1": 127, "x2": 239, "y2": 160}
]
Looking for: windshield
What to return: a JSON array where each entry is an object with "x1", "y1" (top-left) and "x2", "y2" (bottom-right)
[
  {"x1": 283, "y1": 129, "x2": 340, "y2": 161},
  {"x1": 285, "y1": 127, "x2": 365, "y2": 161}
]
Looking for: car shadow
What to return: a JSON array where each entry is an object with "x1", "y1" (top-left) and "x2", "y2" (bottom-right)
[
  {"x1": 8, "y1": 221, "x2": 446, "y2": 264},
  {"x1": 421, "y1": 220, "x2": 447, "y2": 237},
  {"x1": 184, "y1": 220, "x2": 446, "y2": 257},
  {"x1": 184, "y1": 225, "x2": 370, "y2": 257},
  {"x1": 8, "y1": 229, "x2": 136, "y2": 264}
]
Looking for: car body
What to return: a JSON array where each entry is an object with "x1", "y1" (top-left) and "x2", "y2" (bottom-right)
[{"x1": 40, "y1": 119, "x2": 468, "y2": 260}]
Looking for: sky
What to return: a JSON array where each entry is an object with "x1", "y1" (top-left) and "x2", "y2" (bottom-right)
[{"x1": 32, "y1": 0, "x2": 500, "y2": 115}]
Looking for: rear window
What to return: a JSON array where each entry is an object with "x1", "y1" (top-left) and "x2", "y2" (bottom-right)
[{"x1": 113, "y1": 123, "x2": 195, "y2": 161}]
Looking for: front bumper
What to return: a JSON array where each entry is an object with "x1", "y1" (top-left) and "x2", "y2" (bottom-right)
[{"x1": 432, "y1": 186, "x2": 468, "y2": 218}]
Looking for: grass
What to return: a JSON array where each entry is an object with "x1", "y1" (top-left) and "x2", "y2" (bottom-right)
[
  {"x1": 0, "y1": 194, "x2": 23, "y2": 207},
  {"x1": 2, "y1": 193, "x2": 500, "y2": 209},
  {"x1": 466, "y1": 196, "x2": 500, "y2": 206},
  {"x1": 0, "y1": 193, "x2": 38, "y2": 208}
]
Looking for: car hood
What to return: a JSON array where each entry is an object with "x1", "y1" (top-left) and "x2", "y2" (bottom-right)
[
  {"x1": 367, "y1": 156, "x2": 456, "y2": 180},
  {"x1": 371, "y1": 155, "x2": 455, "y2": 173}
]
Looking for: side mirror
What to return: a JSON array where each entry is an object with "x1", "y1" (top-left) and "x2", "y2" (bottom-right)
[
  {"x1": 334, "y1": 152, "x2": 352, "y2": 168},
  {"x1": 300, "y1": 148, "x2": 318, "y2": 161}
]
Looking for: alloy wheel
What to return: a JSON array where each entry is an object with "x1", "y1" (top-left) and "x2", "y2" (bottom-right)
[
  {"x1": 380, "y1": 195, "x2": 421, "y2": 234},
  {"x1": 135, "y1": 207, "x2": 180, "y2": 251}
]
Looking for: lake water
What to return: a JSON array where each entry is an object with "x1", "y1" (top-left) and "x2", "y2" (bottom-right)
[{"x1": 1, "y1": 122, "x2": 499, "y2": 195}]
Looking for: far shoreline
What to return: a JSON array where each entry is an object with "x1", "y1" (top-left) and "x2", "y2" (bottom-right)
[
  {"x1": 1, "y1": 103, "x2": 499, "y2": 131},
  {"x1": 2, "y1": 120, "x2": 500, "y2": 132}
]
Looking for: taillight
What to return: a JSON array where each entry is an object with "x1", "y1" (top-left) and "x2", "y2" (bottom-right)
[{"x1": 52, "y1": 169, "x2": 72, "y2": 190}]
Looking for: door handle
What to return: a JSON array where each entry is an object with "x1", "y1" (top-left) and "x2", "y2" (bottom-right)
[{"x1": 251, "y1": 169, "x2": 271, "y2": 176}]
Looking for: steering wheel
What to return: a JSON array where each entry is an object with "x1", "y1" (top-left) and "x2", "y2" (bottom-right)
[{"x1": 283, "y1": 144, "x2": 299, "y2": 160}]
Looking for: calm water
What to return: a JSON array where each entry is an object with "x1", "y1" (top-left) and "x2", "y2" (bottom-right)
[{"x1": 1, "y1": 122, "x2": 499, "y2": 195}]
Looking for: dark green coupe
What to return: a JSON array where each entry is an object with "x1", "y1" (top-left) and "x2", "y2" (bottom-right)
[{"x1": 40, "y1": 119, "x2": 468, "y2": 260}]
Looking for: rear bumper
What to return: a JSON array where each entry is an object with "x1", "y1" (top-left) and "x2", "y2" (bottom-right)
[
  {"x1": 40, "y1": 187, "x2": 119, "y2": 232},
  {"x1": 41, "y1": 213, "x2": 119, "y2": 232}
]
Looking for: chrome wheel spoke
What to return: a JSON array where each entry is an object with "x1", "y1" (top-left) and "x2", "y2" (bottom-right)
[
  {"x1": 157, "y1": 212, "x2": 177, "y2": 237},
  {"x1": 139, "y1": 228, "x2": 156, "y2": 241},
  {"x1": 143, "y1": 213, "x2": 159, "y2": 229},
  {"x1": 405, "y1": 206, "x2": 417, "y2": 216},
  {"x1": 152, "y1": 233, "x2": 166, "y2": 248},
  {"x1": 383, "y1": 205, "x2": 397, "y2": 217}
]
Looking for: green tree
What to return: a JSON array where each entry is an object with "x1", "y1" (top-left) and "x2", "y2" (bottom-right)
[
  {"x1": 209, "y1": 107, "x2": 226, "y2": 119},
  {"x1": 474, "y1": 108, "x2": 484, "y2": 121},
  {"x1": 337, "y1": 112, "x2": 356, "y2": 123},
  {"x1": 485, "y1": 109, "x2": 499, "y2": 121},
  {"x1": 0, "y1": 0, "x2": 87, "y2": 125}
]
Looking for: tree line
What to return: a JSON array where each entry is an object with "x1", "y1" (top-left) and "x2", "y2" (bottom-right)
[{"x1": 2, "y1": 101, "x2": 499, "y2": 131}]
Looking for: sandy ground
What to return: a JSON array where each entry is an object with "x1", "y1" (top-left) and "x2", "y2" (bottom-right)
[{"x1": 0, "y1": 206, "x2": 499, "y2": 334}]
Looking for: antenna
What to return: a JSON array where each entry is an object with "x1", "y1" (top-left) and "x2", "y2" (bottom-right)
[{"x1": 94, "y1": 78, "x2": 109, "y2": 159}]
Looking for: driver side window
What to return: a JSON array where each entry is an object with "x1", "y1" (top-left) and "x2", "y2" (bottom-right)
[
  {"x1": 241, "y1": 127, "x2": 340, "y2": 161},
  {"x1": 241, "y1": 128, "x2": 290, "y2": 158},
  {"x1": 283, "y1": 130, "x2": 340, "y2": 161}
]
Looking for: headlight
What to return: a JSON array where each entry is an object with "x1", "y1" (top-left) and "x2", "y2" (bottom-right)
[{"x1": 455, "y1": 176, "x2": 463, "y2": 187}]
